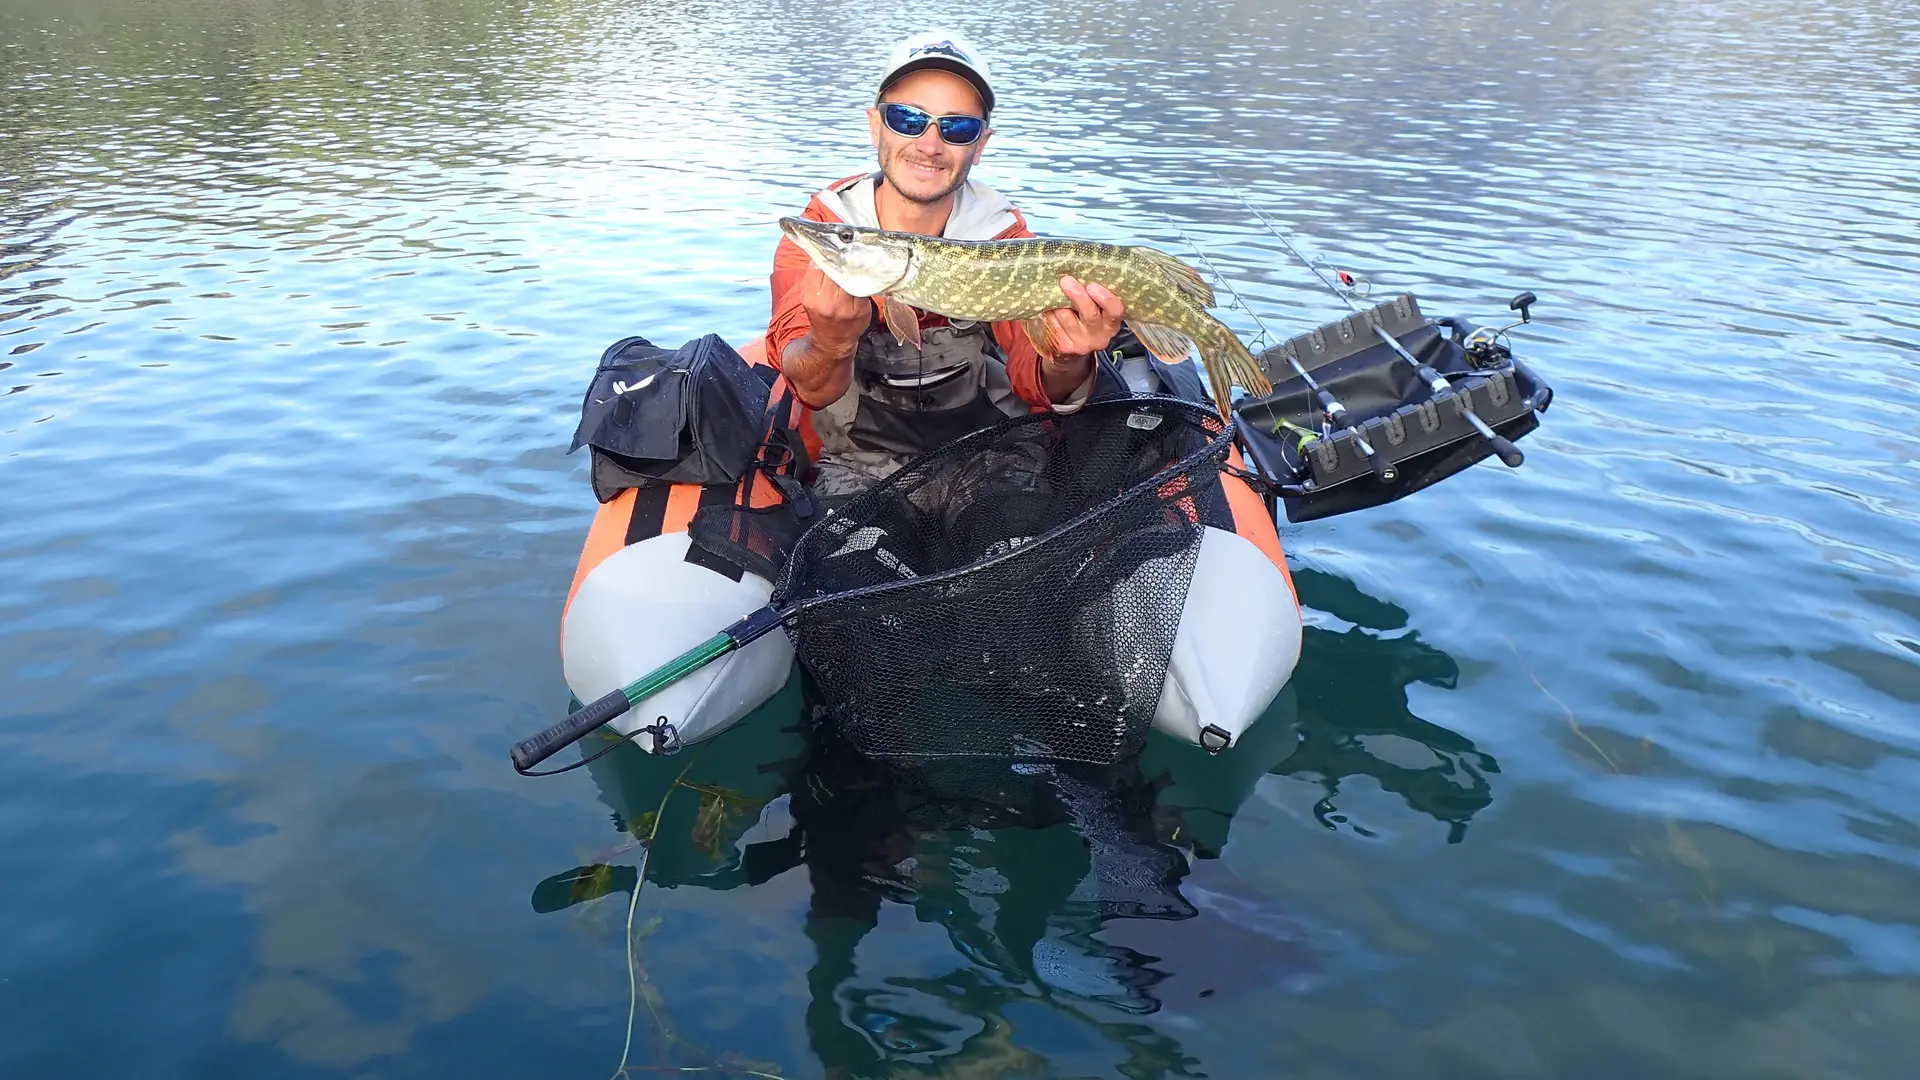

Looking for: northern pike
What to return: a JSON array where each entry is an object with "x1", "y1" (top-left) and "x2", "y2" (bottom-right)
[{"x1": 778, "y1": 217, "x2": 1273, "y2": 417}]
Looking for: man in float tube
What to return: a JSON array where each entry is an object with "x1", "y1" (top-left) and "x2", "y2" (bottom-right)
[{"x1": 767, "y1": 29, "x2": 1129, "y2": 500}]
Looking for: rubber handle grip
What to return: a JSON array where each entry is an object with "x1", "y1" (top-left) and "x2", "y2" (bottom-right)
[
  {"x1": 1489, "y1": 433, "x2": 1524, "y2": 468},
  {"x1": 511, "y1": 688, "x2": 631, "y2": 773},
  {"x1": 1366, "y1": 446, "x2": 1398, "y2": 483}
]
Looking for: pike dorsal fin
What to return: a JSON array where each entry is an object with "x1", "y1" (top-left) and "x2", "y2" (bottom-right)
[{"x1": 1131, "y1": 247, "x2": 1216, "y2": 308}]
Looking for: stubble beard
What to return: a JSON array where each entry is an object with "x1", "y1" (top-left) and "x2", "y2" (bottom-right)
[{"x1": 882, "y1": 144, "x2": 974, "y2": 206}]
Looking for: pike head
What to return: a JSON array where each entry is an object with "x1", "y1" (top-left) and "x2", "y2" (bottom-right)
[{"x1": 778, "y1": 217, "x2": 917, "y2": 297}]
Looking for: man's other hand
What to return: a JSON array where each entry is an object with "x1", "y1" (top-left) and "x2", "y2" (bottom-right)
[{"x1": 1042, "y1": 276, "x2": 1126, "y2": 357}]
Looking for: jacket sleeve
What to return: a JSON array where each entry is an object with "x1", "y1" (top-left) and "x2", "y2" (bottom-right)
[
  {"x1": 767, "y1": 195, "x2": 881, "y2": 413},
  {"x1": 766, "y1": 199, "x2": 834, "y2": 381}
]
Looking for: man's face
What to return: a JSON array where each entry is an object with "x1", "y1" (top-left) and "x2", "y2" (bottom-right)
[{"x1": 867, "y1": 69, "x2": 992, "y2": 210}]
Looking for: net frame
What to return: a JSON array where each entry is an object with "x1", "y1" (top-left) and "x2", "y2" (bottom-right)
[{"x1": 771, "y1": 395, "x2": 1235, "y2": 610}]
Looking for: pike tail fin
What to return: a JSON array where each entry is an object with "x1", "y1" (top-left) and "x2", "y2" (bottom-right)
[{"x1": 1198, "y1": 325, "x2": 1274, "y2": 420}]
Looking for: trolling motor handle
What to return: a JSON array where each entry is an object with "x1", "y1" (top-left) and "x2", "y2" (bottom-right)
[
  {"x1": 1509, "y1": 292, "x2": 1537, "y2": 323},
  {"x1": 1487, "y1": 431, "x2": 1525, "y2": 468}
]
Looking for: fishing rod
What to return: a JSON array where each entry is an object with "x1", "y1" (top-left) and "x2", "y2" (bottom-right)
[
  {"x1": 1220, "y1": 181, "x2": 1526, "y2": 469},
  {"x1": 1160, "y1": 215, "x2": 1399, "y2": 483}
]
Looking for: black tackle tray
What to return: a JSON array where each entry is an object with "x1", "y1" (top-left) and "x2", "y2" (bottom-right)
[{"x1": 1231, "y1": 293, "x2": 1553, "y2": 523}]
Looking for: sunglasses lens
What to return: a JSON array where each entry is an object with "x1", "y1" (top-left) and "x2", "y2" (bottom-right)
[
  {"x1": 939, "y1": 116, "x2": 984, "y2": 144},
  {"x1": 882, "y1": 103, "x2": 983, "y2": 145},
  {"x1": 882, "y1": 103, "x2": 931, "y2": 137}
]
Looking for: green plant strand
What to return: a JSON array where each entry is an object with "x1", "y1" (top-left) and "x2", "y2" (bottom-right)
[{"x1": 611, "y1": 750, "x2": 704, "y2": 1080}]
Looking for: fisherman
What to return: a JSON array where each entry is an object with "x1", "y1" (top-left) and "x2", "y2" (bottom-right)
[{"x1": 768, "y1": 29, "x2": 1129, "y2": 500}]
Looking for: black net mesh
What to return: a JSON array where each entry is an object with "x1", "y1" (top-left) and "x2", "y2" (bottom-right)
[
  {"x1": 796, "y1": 715, "x2": 1198, "y2": 919},
  {"x1": 770, "y1": 395, "x2": 1237, "y2": 766}
]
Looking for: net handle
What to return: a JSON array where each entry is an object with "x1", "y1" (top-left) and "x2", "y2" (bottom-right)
[{"x1": 508, "y1": 605, "x2": 791, "y2": 774}]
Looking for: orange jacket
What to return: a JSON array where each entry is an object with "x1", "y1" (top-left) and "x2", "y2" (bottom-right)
[{"x1": 767, "y1": 176, "x2": 1054, "y2": 412}]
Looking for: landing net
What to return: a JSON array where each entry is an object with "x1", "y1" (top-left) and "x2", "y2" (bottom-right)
[{"x1": 732, "y1": 395, "x2": 1237, "y2": 766}]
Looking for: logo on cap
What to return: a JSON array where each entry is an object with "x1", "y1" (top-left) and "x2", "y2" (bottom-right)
[{"x1": 908, "y1": 40, "x2": 971, "y2": 65}]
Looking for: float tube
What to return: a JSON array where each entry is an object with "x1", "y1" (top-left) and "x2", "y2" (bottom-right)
[{"x1": 558, "y1": 334, "x2": 1304, "y2": 758}]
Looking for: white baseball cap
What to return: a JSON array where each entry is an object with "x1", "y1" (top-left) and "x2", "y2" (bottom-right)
[{"x1": 876, "y1": 29, "x2": 996, "y2": 115}]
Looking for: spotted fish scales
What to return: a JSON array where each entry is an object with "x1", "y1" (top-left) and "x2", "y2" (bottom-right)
[{"x1": 778, "y1": 218, "x2": 1273, "y2": 418}]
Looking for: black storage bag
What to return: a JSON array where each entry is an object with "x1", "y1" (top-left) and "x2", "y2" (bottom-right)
[{"x1": 570, "y1": 333, "x2": 772, "y2": 503}]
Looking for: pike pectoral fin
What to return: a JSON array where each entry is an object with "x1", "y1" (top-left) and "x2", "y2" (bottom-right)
[
  {"x1": 1126, "y1": 320, "x2": 1195, "y2": 364},
  {"x1": 883, "y1": 297, "x2": 922, "y2": 349},
  {"x1": 1022, "y1": 315, "x2": 1060, "y2": 359}
]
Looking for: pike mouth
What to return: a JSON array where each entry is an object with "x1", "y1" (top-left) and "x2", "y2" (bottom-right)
[
  {"x1": 776, "y1": 216, "x2": 913, "y2": 296},
  {"x1": 778, "y1": 216, "x2": 830, "y2": 244},
  {"x1": 777, "y1": 217, "x2": 847, "y2": 260}
]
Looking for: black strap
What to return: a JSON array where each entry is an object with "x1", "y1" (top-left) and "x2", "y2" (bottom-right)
[
  {"x1": 683, "y1": 484, "x2": 748, "y2": 582},
  {"x1": 740, "y1": 382, "x2": 815, "y2": 515},
  {"x1": 740, "y1": 365, "x2": 792, "y2": 508},
  {"x1": 770, "y1": 383, "x2": 813, "y2": 483},
  {"x1": 625, "y1": 484, "x2": 671, "y2": 545},
  {"x1": 1221, "y1": 460, "x2": 1279, "y2": 497},
  {"x1": 769, "y1": 473, "x2": 815, "y2": 521}
]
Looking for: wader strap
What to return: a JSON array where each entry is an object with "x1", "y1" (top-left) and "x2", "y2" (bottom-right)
[{"x1": 741, "y1": 381, "x2": 815, "y2": 515}]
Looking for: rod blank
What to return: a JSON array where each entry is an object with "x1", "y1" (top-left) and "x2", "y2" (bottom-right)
[{"x1": 1368, "y1": 324, "x2": 1523, "y2": 468}]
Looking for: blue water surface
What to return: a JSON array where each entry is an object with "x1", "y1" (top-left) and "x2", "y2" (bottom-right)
[{"x1": 3, "y1": 0, "x2": 1918, "y2": 1076}]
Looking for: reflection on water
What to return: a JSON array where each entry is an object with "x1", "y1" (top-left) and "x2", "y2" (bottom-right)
[
  {"x1": 542, "y1": 590, "x2": 1489, "y2": 1075},
  {"x1": 1281, "y1": 567, "x2": 1499, "y2": 845},
  {"x1": 5, "y1": 0, "x2": 1920, "y2": 1075}
]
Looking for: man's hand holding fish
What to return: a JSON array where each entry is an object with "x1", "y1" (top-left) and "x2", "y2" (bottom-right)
[{"x1": 1037, "y1": 275, "x2": 1128, "y2": 390}]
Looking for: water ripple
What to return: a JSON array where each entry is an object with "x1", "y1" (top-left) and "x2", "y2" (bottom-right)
[{"x1": 4, "y1": 0, "x2": 1920, "y2": 1075}]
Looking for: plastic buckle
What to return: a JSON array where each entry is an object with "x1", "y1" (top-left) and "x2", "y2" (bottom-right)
[{"x1": 770, "y1": 473, "x2": 816, "y2": 520}]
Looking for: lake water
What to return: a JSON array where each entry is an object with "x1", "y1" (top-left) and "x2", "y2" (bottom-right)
[{"x1": 4, "y1": 0, "x2": 1918, "y2": 1076}]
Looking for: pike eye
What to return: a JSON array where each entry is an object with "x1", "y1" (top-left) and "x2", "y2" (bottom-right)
[{"x1": 835, "y1": 227, "x2": 854, "y2": 243}]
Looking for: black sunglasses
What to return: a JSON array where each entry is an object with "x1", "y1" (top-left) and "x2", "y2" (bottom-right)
[{"x1": 879, "y1": 103, "x2": 986, "y2": 146}]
